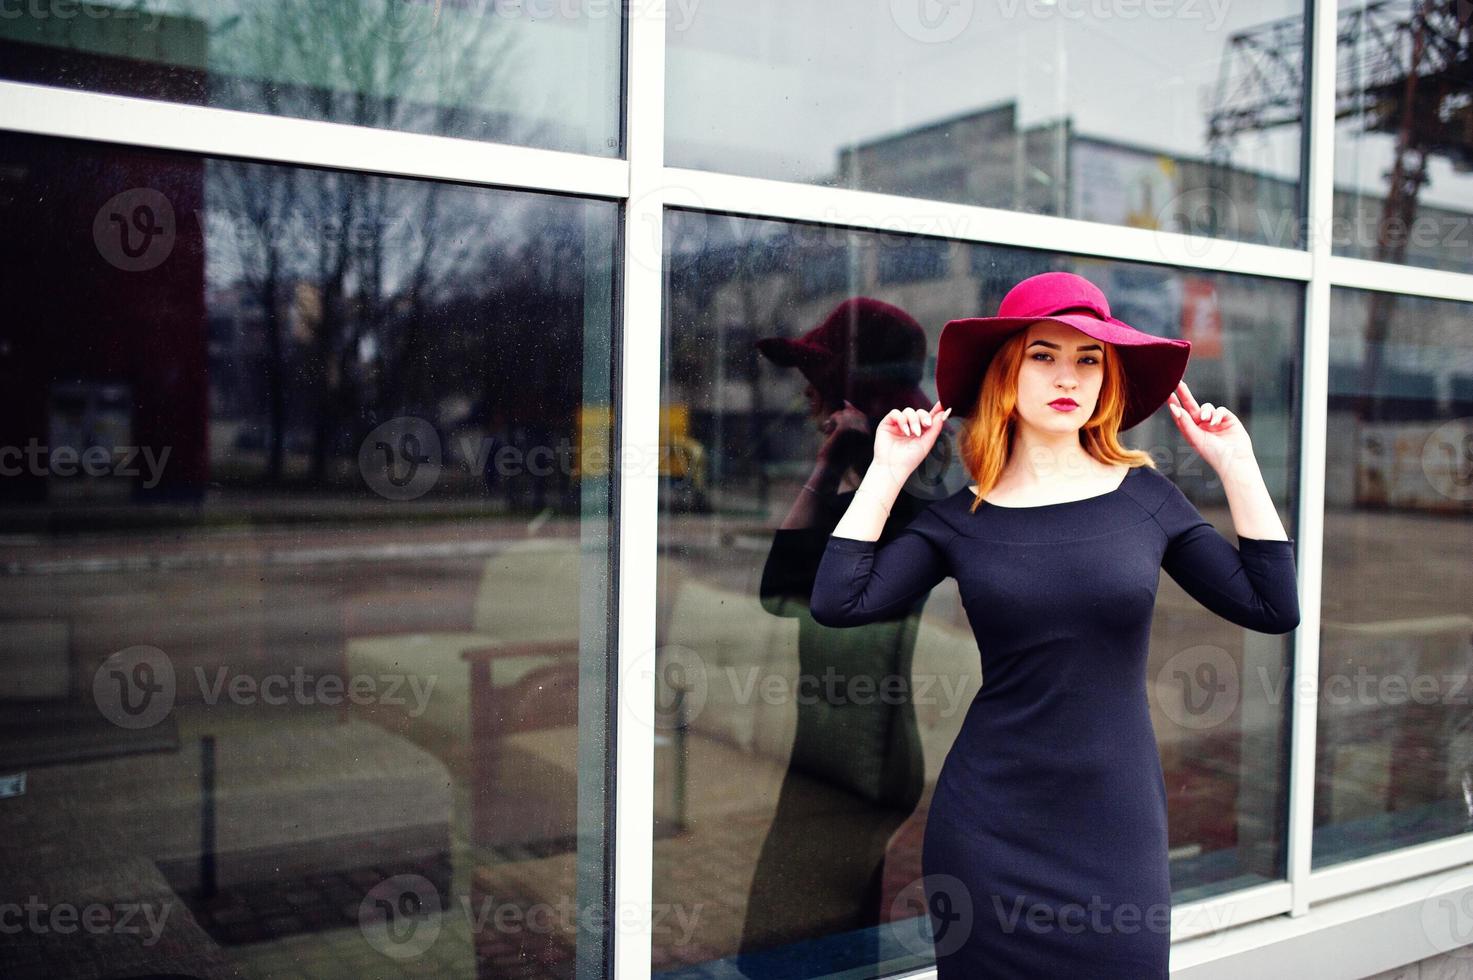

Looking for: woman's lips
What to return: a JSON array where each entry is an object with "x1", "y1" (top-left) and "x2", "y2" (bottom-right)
[{"x1": 1049, "y1": 399, "x2": 1078, "y2": 412}]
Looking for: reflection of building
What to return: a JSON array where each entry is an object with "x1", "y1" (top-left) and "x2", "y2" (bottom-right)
[
  {"x1": 839, "y1": 97, "x2": 1473, "y2": 273},
  {"x1": 0, "y1": 132, "x2": 210, "y2": 504}
]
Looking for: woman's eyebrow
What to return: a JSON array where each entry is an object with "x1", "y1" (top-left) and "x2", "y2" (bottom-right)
[{"x1": 1027, "y1": 340, "x2": 1104, "y2": 352}]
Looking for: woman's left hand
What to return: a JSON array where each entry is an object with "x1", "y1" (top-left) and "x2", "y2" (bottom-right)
[{"x1": 1167, "y1": 381, "x2": 1256, "y2": 478}]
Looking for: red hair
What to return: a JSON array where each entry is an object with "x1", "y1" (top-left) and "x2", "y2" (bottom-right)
[{"x1": 956, "y1": 330, "x2": 1156, "y2": 514}]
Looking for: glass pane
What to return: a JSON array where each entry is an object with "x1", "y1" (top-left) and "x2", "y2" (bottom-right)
[
  {"x1": 0, "y1": 131, "x2": 617, "y2": 978},
  {"x1": 0, "y1": 0, "x2": 621, "y2": 154},
  {"x1": 1333, "y1": 2, "x2": 1473, "y2": 274},
  {"x1": 667, "y1": 3, "x2": 1306, "y2": 247},
  {"x1": 653, "y1": 210, "x2": 1303, "y2": 977},
  {"x1": 1313, "y1": 286, "x2": 1473, "y2": 868}
]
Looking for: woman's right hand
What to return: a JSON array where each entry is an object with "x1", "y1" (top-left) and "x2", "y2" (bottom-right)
[
  {"x1": 817, "y1": 400, "x2": 872, "y2": 467},
  {"x1": 873, "y1": 400, "x2": 951, "y2": 483}
]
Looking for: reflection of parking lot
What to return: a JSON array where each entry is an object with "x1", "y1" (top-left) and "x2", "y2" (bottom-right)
[{"x1": 0, "y1": 514, "x2": 590, "y2": 979}]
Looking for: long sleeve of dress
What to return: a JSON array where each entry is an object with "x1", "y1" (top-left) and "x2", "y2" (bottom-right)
[
  {"x1": 809, "y1": 504, "x2": 956, "y2": 628},
  {"x1": 757, "y1": 526, "x2": 832, "y2": 617},
  {"x1": 1152, "y1": 478, "x2": 1301, "y2": 635}
]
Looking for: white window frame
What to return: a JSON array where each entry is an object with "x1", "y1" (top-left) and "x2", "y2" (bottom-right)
[{"x1": 3, "y1": 0, "x2": 1473, "y2": 975}]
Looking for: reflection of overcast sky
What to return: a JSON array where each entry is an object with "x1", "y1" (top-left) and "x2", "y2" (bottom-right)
[
  {"x1": 668, "y1": 0, "x2": 1469, "y2": 209},
  {"x1": 133, "y1": 0, "x2": 619, "y2": 150},
  {"x1": 200, "y1": 159, "x2": 555, "y2": 296}
]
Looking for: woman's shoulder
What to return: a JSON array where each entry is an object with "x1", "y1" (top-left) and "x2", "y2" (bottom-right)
[
  {"x1": 1119, "y1": 463, "x2": 1183, "y2": 515},
  {"x1": 891, "y1": 486, "x2": 968, "y2": 542}
]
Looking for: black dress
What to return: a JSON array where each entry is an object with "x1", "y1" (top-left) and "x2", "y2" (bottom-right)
[{"x1": 808, "y1": 465, "x2": 1300, "y2": 978}]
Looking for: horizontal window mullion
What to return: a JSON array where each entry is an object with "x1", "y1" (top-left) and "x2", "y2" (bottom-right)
[
  {"x1": 661, "y1": 165, "x2": 1315, "y2": 282},
  {"x1": 1306, "y1": 837, "x2": 1473, "y2": 907},
  {"x1": 0, "y1": 80, "x2": 627, "y2": 199},
  {"x1": 1326, "y1": 254, "x2": 1473, "y2": 305}
]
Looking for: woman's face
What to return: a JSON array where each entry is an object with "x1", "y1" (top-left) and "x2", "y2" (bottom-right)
[
  {"x1": 1013, "y1": 320, "x2": 1106, "y2": 433},
  {"x1": 803, "y1": 381, "x2": 837, "y2": 421}
]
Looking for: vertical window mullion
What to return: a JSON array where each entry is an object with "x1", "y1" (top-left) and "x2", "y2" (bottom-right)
[
  {"x1": 612, "y1": 3, "x2": 666, "y2": 978},
  {"x1": 1287, "y1": 0, "x2": 1338, "y2": 918}
]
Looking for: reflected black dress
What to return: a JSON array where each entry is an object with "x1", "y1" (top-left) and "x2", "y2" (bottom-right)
[{"x1": 809, "y1": 465, "x2": 1300, "y2": 978}]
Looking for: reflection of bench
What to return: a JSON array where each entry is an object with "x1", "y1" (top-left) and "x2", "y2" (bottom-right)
[
  {"x1": 661, "y1": 575, "x2": 977, "y2": 781},
  {"x1": 1316, "y1": 614, "x2": 1473, "y2": 828},
  {"x1": 0, "y1": 618, "x2": 187, "y2": 770},
  {"x1": 341, "y1": 539, "x2": 583, "y2": 847}
]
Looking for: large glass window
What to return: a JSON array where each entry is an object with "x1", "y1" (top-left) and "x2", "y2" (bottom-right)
[
  {"x1": 0, "y1": 0, "x2": 622, "y2": 154},
  {"x1": 1332, "y1": 1, "x2": 1473, "y2": 274},
  {"x1": 652, "y1": 210, "x2": 1303, "y2": 977},
  {"x1": 0, "y1": 132, "x2": 617, "y2": 978},
  {"x1": 666, "y1": 2, "x2": 1307, "y2": 247},
  {"x1": 1313, "y1": 286, "x2": 1473, "y2": 868}
]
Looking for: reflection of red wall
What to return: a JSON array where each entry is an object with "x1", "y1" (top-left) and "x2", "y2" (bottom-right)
[
  {"x1": 0, "y1": 100, "x2": 207, "y2": 502},
  {"x1": 1181, "y1": 276, "x2": 1223, "y2": 359}
]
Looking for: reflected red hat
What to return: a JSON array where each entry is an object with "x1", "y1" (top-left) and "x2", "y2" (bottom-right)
[
  {"x1": 937, "y1": 271, "x2": 1191, "y2": 431},
  {"x1": 755, "y1": 296, "x2": 927, "y2": 398}
]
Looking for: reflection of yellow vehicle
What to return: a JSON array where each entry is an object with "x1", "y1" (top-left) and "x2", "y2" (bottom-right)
[{"x1": 574, "y1": 405, "x2": 709, "y2": 507}]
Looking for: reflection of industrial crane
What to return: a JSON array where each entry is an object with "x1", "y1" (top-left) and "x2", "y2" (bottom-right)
[{"x1": 1205, "y1": 1, "x2": 1472, "y2": 421}]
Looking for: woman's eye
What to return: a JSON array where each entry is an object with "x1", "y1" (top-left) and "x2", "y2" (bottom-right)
[{"x1": 1032, "y1": 353, "x2": 1098, "y2": 364}]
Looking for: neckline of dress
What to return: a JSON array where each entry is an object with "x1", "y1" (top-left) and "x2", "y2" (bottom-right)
[{"x1": 968, "y1": 466, "x2": 1136, "y2": 511}]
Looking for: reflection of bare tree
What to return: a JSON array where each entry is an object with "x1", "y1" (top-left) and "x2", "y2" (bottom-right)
[
  {"x1": 205, "y1": 161, "x2": 492, "y2": 484},
  {"x1": 196, "y1": 0, "x2": 552, "y2": 146},
  {"x1": 207, "y1": 152, "x2": 597, "y2": 490},
  {"x1": 188, "y1": 1, "x2": 545, "y2": 482}
]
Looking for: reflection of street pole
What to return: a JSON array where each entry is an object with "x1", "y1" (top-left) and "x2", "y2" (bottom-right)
[
  {"x1": 200, "y1": 735, "x2": 217, "y2": 899},
  {"x1": 653, "y1": 653, "x2": 692, "y2": 834},
  {"x1": 715, "y1": 313, "x2": 727, "y2": 494},
  {"x1": 669, "y1": 657, "x2": 689, "y2": 833}
]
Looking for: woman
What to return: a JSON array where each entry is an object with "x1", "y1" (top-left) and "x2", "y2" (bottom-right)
[
  {"x1": 809, "y1": 271, "x2": 1300, "y2": 978},
  {"x1": 741, "y1": 297, "x2": 947, "y2": 968}
]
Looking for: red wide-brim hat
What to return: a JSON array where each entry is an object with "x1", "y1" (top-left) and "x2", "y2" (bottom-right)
[{"x1": 937, "y1": 271, "x2": 1191, "y2": 431}]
